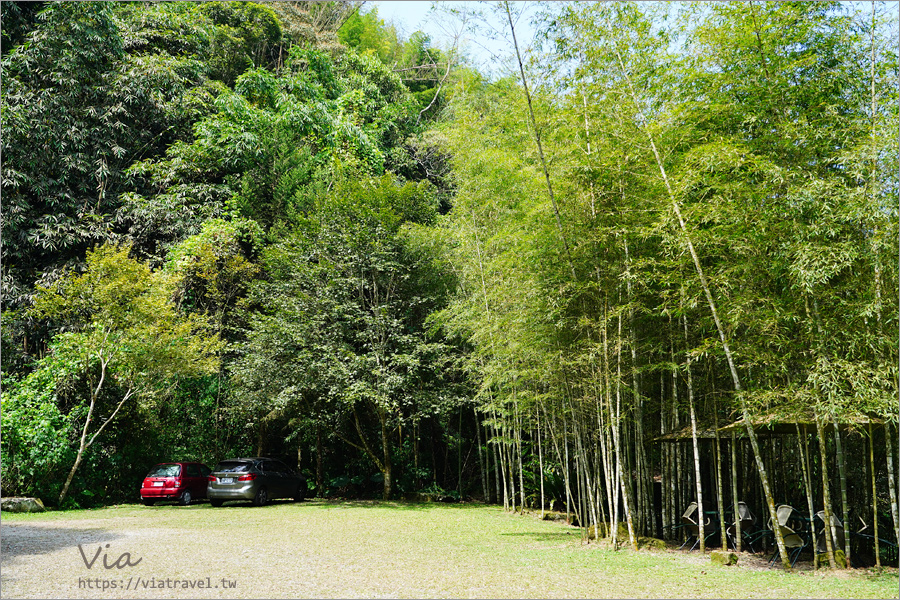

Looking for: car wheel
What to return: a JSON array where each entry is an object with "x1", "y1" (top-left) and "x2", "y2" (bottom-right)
[
  {"x1": 142, "y1": 499, "x2": 155, "y2": 506},
  {"x1": 253, "y1": 487, "x2": 268, "y2": 507},
  {"x1": 293, "y1": 485, "x2": 305, "y2": 502},
  {"x1": 179, "y1": 490, "x2": 192, "y2": 506},
  {"x1": 210, "y1": 499, "x2": 224, "y2": 507}
]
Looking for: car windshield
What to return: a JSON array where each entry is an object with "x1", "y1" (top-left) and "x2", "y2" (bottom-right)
[
  {"x1": 214, "y1": 461, "x2": 251, "y2": 473},
  {"x1": 147, "y1": 464, "x2": 180, "y2": 478}
]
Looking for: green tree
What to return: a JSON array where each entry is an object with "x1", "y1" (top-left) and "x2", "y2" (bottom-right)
[
  {"x1": 124, "y1": 45, "x2": 417, "y2": 236},
  {"x1": 338, "y1": 6, "x2": 399, "y2": 64},
  {"x1": 1, "y1": 358, "x2": 77, "y2": 502},
  {"x1": 27, "y1": 244, "x2": 221, "y2": 506},
  {"x1": 231, "y1": 175, "x2": 457, "y2": 499},
  {"x1": 1, "y1": 1, "x2": 288, "y2": 373}
]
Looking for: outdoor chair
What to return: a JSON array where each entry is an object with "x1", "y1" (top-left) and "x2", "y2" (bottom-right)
[
  {"x1": 679, "y1": 501, "x2": 715, "y2": 551},
  {"x1": 725, "y1": 501, "x2": 757, "y2": 553},
  {"x1": 814, "y1": 510, "x2": 845, "y2": 556},
  {"x1": 766, "y1": 504, "x2": 810, "y2": 567},
  {"x1": 846, "y1": 515, "x2": 899, "y2": 565}
]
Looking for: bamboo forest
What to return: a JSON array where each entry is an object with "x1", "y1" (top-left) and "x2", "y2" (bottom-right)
[{"x1": 2, "y1": 0, "x2": 898, "y2": 572}]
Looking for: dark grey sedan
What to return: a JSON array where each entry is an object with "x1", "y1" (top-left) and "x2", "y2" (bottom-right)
[{"x1": 207, "y1": 457, "x2": 306, "y2": 507}]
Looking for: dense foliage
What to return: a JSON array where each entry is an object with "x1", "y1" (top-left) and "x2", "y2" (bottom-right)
[{"x1": 1, "y1": 1, "x2": 897, "y2": 569}]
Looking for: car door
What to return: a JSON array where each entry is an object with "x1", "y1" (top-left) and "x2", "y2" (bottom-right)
[
  {"x1": 196, "y1": 464, "x2": 211, "y2": 499},
  {"x1": 184, "y1": 463, "x2": 204, "y2": 498},
  {"x1": 273, "y1": 460, "x2": 297, "y2": 498},
  {"x1": 261, "y1": 460, "x2": 286, "y2": 498}
]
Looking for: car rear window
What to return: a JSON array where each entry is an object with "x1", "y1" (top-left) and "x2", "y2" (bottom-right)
[
  {"x1": 147, "y1": 464, "x2": 181, "y2": 477},
  {"x1": 214, "y1": 461, "x2": 251, "y2": 473}
]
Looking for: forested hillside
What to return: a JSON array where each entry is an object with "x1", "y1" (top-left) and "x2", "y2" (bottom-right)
[{"x1": 2, "y1": 0, "x2": 898, "y2": 570}]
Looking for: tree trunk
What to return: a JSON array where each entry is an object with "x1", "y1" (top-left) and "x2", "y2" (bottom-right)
[
  {"x1": 713, "y1": 398, "x2": 727, "y2": 549},
  {"x1": 381, "y1": 410, "x2": 392, "y2": 500},
  {"x1": 796, "y1": 424, "x2": 818, "y2": 569},
  {"x1": 564, "y1": 417, "x2": 572, "y2": 523},
  {"x1": 504, "y1": 1, "x2": 575, "y2": 279},
  {"x1": 625, "y1": 239, "x2": 649, "y2": 535},
  {"x1": 815, "y1": 414, "x2": 838, "y2": 569},
  {"x1": 346, "y1": 404, "x2": 392, "y2": 500},
  {"x1": 459, "y1": 405, "x2": 464, "y2": 500},
  {"x1": 316, "y1": 426, "x2": 323, "y2": 496},
  {"x1": 599, "y1": 300, "x2": 617, "y2": 539},
  {"x1": 476, "y1": 408, "x2": 488, "y2": 502},
  {"x1": 490, "y1": 419, "x2": 500, "y2": 505},
  {"x1": 491, "y1": 425, "x2": 509, "y2": 510},
  {"x1": 831, "y1": 418, "x2": 851, "y2": 565},
  {"x1": 59, "y1": 447, "x2": 86, "y2": 508},
  {"x1": 869, "y1": 423, "x2": 881, "y2": 568},
  {"x1": 684, "y1": 315, "x2": 705, "y2": 551},
  {"x1": 516, "y1": 400, "x2": 526, "y2": 513},
  {"x1": 537, "y1": 405, "x2": 546, "y2": 518},
  {"x1": 730, "y1": 431, "x2": 741, "y2": 552},
  {"x1": 494, "y1": 418, "x2": 509, "y2": 511},
  {"x1": 59, "y1": 356, "x2": 133, "y2": 506},
  {"x1": 885, "y1": 423, "x2": 900, "y2": 555},
  {"x1": 614, "y1": 311, "x2": 638, "y2": 551}
]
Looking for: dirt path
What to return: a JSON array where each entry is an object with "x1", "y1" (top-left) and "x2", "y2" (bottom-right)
[{"x1": 2, "y1": 501, "x2": 895, "y2": 599}]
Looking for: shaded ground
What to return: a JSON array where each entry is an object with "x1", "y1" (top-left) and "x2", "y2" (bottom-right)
[{"x1": 1, "y1": 500, "x2": 896, "y2": 599}]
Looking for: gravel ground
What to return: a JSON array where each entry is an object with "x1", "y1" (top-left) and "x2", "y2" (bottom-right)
[{"x1": 1, "y1": 500, "x2": 896, "y2": 599}]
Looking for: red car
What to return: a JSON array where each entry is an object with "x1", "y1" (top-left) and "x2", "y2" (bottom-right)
[{"x1": 140, "y1": 462, "x2": 211, "y2": 506}]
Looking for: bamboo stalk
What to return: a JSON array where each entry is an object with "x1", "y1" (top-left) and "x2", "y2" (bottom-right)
[
  {"x1": 537, "y1": 405, "x2": 545, "y2": 519},
  {"x1": 713, "y1": 395, "x2": 727, "y2": 549},
  {"x1": 815, "y1": 414, "x2": 838, "y2": 569},
  {"x1": 869, "y1": 423, "x2": 881, "y2": 567},
  {"x1": 730, "y1": 431, "x2": 741, "y2": 553},
  {"x1": 796, "y1": 423, "x2": 818, "y2": 570},
  {"x1": 625, "y1": 239, "x2": 650, "y2": 535},
  {"x1": 614, "y1": 309, "x2": 638, "y2": 550},
  {"x1": 884, "y1": 423, "x2": 900, "y2": 558},
  {"x1": 503, "y1": 1, "x2": 576, "y2": 280},
  {"x1": 831, "y1": 418, "x2": 851, "y2": 565},
  {"x1": 516, "y1": 397, "x2": 526, "y2": 514},
  {"x1": 601, "y1": 299, "x2": 619, "y2": 543},
  {"x1": 475, "y1": 408, "x2": 487, "y2": 502},
  {"x1": 683, "y1": 314, "x2": 705, "y2": 552}
]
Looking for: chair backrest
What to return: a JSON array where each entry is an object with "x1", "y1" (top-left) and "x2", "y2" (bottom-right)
[
  {"x1": 776, "y1": 504, "x2": 796, "y2": 527},
  {"x1": 814, "y1": 510, "x2": 842, "y2": 529},
  {"x1": 737, "y1": 501, "x2": 755, "y2": 527},
  {"x1": 766, "y1": 506, "x2": 806, "y2": 550},
  {"x1": 682, "y1": 501, "x2": 699, "y2": 523},
  {"x1": 814, "y1": 510, "x2": 845, "y2": 553},
  {"x1": 681, "y1": 501, "x2": 703, "y2": 535}
]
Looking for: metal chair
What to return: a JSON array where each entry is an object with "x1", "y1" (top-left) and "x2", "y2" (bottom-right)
[
  {"x1": 726, "y1": 501, "x2": 757, "y2": 552},
  {"x1": 679, "y1": 501, "x2": 715, "y2": 551},
  {"x1": 767, "y1": 504, "x2": 810, "y2": 567},
  {"x1": 814, "y1": 510, "x2": 845, "y2": 556}
]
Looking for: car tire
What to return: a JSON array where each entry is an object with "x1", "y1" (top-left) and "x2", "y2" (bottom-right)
[
  {"x1": 293, "y1": 485, "x2": 305, "y2": 502},
  {"x1": 253, "y1": 487, "x2": 268, "y2": 507},
  {"x1": 142, "y1": 499, "x2": 155, "y2": 506},
  {"x1": 210, "y1": 499, "x2": 224, "y2": 507},
  {"x1": 179, "y1": 490, "x2": 192, "y2": 506}
]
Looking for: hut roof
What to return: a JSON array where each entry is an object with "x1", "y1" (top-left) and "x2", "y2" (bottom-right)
[
  {"x1": 654, "y1": 423, "x2": 721, "y2": 442},
  {"x1": 717, "y1": 413, "x2": 884, "y2": 436}
]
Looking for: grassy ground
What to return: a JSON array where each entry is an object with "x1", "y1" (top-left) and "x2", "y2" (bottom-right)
[{"x1": 2, "y1": 500, "x2": 897, "y2": 599}]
